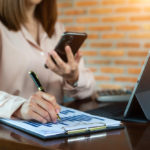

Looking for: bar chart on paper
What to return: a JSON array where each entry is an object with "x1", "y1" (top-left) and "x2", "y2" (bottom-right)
[{"x1": 0, "y1": 106, "x2": 121, "y2": 139}]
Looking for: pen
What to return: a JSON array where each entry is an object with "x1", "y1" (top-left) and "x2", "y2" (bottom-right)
[{"x1": 28, "y1": 71, "x2": 61, "y2": 120}]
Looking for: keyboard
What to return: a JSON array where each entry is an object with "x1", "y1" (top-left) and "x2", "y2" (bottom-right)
[
  {"x1": 86, "y1": 101, "x2": 148, "y2": 123},
  {"x1": 86, "y1": 102, "x2": 127, "y2": 118},
  {"x1": 96, "y1": 89, "x2": 132, "y2": 102}
]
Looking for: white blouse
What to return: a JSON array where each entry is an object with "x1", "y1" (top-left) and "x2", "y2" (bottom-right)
[{"x1": 0, "y1": 21, "x2": 95, "y2": 118}]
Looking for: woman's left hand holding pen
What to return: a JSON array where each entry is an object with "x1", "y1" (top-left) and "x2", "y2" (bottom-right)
[{"x1": 13, "y1": 91, "x2": 61, "y2": 123}]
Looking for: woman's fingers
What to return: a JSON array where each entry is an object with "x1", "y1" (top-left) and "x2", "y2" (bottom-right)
[
  {"x1": 37, "y1": 91, "x2": 60, "y2": 112},
  {"x1": 50, "y1": 51, "x2": 66, "y2": 69},
  {"x1": 41, "y1": 92, "x2": 60, "y2": 107},
  {"x1": 34, "y1": 93, "x2": 58, "y2": 122},
  {"x1": 31, "y1": 103, "x2": 51, "y2": 122},
  {"x1": 46, "y1": 53, "x2": 59, "y2": 72},
  {"x1": 44, "y1": 47, "x2": 79, "y2": 84},
  {"x1": 75, "y1": 50, "x2": 82, "y2": 63},
  {"x1": 30, "y1": 111, "x2": 47, "y2": 124},
  {"x1": 41, "y1": 92, "x2": 61, "y2": 113},
  {"x1": 65, "y1": 46, "x2": 75, "y2": 65}
]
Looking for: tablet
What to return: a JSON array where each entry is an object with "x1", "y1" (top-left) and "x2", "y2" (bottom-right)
[
  {"x1": 87, "y1": 52, "x2": 150, "y2": 122},
  {"x1": 124, "y1": 52, "x2": 150, "y2": 121}
]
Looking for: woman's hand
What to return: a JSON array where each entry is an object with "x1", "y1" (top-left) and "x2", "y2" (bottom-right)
[
  {"x1": 45, "y1": 46, "x2": 81, "y2": 85},
  {"x1": 13, "y1": 91, "x2": 61, "y2": 123}
]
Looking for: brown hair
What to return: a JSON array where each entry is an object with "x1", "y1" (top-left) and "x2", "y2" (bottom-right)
[{"x1": 0, "y1": 0, "x2": 57, "y2": 37}]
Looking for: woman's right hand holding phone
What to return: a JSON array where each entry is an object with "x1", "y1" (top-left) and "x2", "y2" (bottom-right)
[
  {"x1": 13, "y1": 91, "x2": 61, "y2": 123},
  {"x1": 45, "y1": 45, "x2": 81, "y2": 85}
]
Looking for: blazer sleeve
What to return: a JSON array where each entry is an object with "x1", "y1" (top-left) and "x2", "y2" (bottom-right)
[
  {"x1": 0, "y1": 25, "x2": 27, "y2": 119},
  {"x1": 0, "y1": 91, "x2": 27, "y2": 118},
  {"x1": 63, "y1": 58, "x2": 96, "y2": 99},
  {"x1": 0, "y1": 27, "x2": 1, "y2": 59}
]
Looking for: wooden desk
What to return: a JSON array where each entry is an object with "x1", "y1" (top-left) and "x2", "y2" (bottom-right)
[{"x1": 0, "y1": 99, "x2": 149, "y2": 150}]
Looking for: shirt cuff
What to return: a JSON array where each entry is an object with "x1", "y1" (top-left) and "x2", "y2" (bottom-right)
[
  {"x1": 0, "y1": 93, "x2": 27, "y2": 119},
  {"x1": 63, "y1": 70, "x2": 85, "y2": 90}
]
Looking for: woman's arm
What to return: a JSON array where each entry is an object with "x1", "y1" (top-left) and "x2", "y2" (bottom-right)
[
  {"x1": 0, "y1": 91, "x2": 27, "y2": 118},
  {"x1": 0, "y1": 29, "x2": 25, "y2": 118},
  {"x1": 45, "y1": 47, "x2": 96, "y2": 100},
  {"x1": 63, "y1": 58, "x2": 96, "y2": 99},
  {"x1": 0, "y1": 28, "x2": 2, "y2": 61},
  {"x1": 46, "y1": 22, "x2": 96, "y2": 99}
]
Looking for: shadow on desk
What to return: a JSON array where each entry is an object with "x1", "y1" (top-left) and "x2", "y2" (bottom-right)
[{"x1": 125, "y1": 123, "x2": 150, "y2": 150}]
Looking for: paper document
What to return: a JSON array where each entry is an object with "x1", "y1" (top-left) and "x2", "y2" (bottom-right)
[{"x1": 0, "y1": 106, "x2": 121, "y2": 139}]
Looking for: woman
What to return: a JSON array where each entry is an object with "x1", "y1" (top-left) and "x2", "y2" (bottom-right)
[{"x1": 0, "y1": 0, "x2": 95, "y2": 123}]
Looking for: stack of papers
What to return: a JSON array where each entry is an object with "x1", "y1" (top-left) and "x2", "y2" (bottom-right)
[{"x1": 0, "y1": 106, "x2": 121, "y2": 139}]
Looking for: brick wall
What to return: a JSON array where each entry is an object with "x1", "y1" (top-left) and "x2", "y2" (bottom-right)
[{"x1": 57, "y1": 0, "x2": 150, "y2": 90}]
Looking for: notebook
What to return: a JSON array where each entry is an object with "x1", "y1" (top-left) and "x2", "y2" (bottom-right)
[{"x1": 0, "y1": 106, "x2": 122, "y2": 139}]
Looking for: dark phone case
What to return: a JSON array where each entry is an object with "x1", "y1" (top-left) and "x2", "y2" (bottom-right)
[{"x1": 54, "y1": 32, "x2": 87, "y2": 62}]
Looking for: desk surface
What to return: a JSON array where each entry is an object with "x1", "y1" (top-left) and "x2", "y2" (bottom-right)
[{"x1": 0, "y1": 98, "x2": 150, "y2": 150}]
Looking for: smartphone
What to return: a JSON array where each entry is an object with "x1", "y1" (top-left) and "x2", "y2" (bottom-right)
[{"x1": 52, "y1": 31, "x2": 87, "y2": 63}]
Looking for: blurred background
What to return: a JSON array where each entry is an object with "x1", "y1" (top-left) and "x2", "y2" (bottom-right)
[{"x1": 57, "y1": 0, "x2": 150, "y2": 91}]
